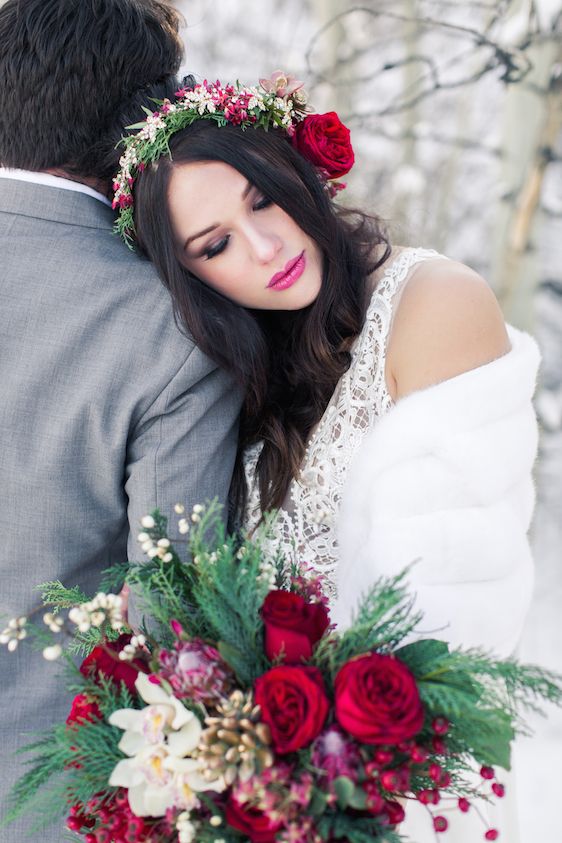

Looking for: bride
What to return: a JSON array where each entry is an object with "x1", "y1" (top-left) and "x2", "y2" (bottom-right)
[{"x1": 113, "y1": 73, "x2": 539, "y2": 841}]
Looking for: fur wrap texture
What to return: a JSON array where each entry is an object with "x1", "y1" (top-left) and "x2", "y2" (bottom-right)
[{"x1": 333, "y1": 324, "x2": 541, "y2": 657}]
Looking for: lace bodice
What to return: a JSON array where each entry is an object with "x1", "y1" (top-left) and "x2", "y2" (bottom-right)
[{"x1": 243, "y1": 248, "x2": 442, "y2": 602}]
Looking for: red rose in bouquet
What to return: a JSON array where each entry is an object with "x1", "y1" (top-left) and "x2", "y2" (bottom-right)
[
  {"x1": 261, "y1": 590, "x2": 330, "y2": 663},
  {"x1": 293, "y1": 112, "x2": 355, "y2": 179},
  {"x1": 254, "y1": 665, "x2": 329, "y2": 754},
  {"x1": 335, "y1": 653, "x2": 424, "y2": 744},
  {"x1": 65, "y1": 693, "x2": 102, "y2": 728},
  {"x1": 65, "y1": 693, "x2": 103, "y2": 773},
  {"x1": 79, "y1": 634, "x2": 147, "y2": 693},
  {"x1": 225, "y1": 796, "x2": 283, "y2": 843}
]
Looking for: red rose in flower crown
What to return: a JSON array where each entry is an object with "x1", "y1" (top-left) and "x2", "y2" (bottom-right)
[
  {"x1": 293, "y1": 111, "x2": 355, "y2": 180},
  {"x1": 225, "y1": 796, "x2": 283, "y2": 843},
  {"x1": 79, "y1": 634, "x2": 148, "y2": 694},
  {"x1": 261, "y1": 590, "x2": 330, "y2": 663},
  {"x1": 254, "y1": 665, "x2": 329, "y2": 754},
  {"x1": 334, "y1": 653, "x2": 424, "y2": 744}
]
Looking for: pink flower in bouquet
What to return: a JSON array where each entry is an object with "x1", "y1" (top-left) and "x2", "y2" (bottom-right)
[
  {"x1": 80, "y1": 634, "x2": 148, "y2": 694},
  {"x1": 289, "y1": 563, "x2": 330, "y2": 608},
  {"x1": 225, "y1": 795, "x2": 284, "y2": 843},
  {"x1": 158, "y1": 638, "x2": 233, "y2": 704},
  {"x1": 334, "y1": 652, "x2": 424, "y2": 745},
  {"x1": 310, "y1": 725, "x2": 360, "y2": 783},
  {"x1": 254, "y1": 665, "x2": 329, "y2": 754},
  {"x1": 261, "y1": 590, "x2": 330, "y2": 663},
  {"x1": 292, "y1": 112, "x2": 355, "y2": 180}
]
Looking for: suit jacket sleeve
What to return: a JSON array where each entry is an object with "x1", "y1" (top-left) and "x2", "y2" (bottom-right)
[{"x1": 125, "y1": 343, "x2": 241, "y2": 563}]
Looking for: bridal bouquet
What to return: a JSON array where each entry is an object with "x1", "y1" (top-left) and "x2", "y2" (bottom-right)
[{"x1": 3, "y1": 503, "x2": 561, "y2": 843}]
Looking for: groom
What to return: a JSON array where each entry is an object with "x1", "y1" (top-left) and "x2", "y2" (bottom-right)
[{"x1": 0, "y1": 1, "x2": 240, "y2": 839}]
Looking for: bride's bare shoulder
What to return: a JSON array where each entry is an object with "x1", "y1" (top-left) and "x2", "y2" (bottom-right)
[{"x1": 385, "y1": 257, "x2": 511, "y2": 402}]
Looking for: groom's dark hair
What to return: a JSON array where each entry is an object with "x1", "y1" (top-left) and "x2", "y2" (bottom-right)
[{"x1": 0, "y1": 0, "x2": 183, "y2": 182}]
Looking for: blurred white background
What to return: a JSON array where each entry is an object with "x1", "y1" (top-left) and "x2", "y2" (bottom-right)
[{"x1": 174, "y1": 0, "x2": 562, "y2": 839}]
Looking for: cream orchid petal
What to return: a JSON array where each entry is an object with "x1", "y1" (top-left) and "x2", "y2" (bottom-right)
[
  {"x1": 118, "y1": 730, "x2": 148, "y2": 757},
  {"x1": 135, "y1": 672, "x2": 172, "y2": 705},
  {"x1": 139, "y1": 782, "x2": 177, "y2": 817},
  {"x1": 169, "y1": 695, "x2": 193, "y2": 730},
  {"x1": 108, "y1": 708, "x2": 145, "y2": 732},
  {"x1": 162, "y1": 756, "x2": 201, "y2": 774},
  {"x1": 187, "y1": 770, "x2": 227, "y2": 793},
  {"x1": 135, "y1": 673, "x2": 192, "y2": 729},
  {"x1": 167, "y1": 718, "x2": 202, "y2": 756},
  {"x1": 127, "y1": 783, "x2": 152, "y2": 817},
  {"x1": 108, "y1": 757, "x2": 144, "y2": 788}
]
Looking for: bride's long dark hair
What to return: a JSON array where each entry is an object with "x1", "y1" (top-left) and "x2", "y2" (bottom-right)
[{"x1": 133, "y1": 120, "x2": 390, "y2": 519}]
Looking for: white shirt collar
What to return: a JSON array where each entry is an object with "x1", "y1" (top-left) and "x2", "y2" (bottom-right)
[{"x1": 0, "y1": 168, "x2": 112, "y2": 207}]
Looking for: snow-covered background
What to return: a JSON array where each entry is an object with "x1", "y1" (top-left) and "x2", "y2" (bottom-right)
[{"x1": 175, "y1": 0, "x2": 562, "y2": 839}]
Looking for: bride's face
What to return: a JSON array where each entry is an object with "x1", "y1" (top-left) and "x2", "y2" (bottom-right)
[{"x1": 167, "y1": 160, "x2": 324, "y2": 310}]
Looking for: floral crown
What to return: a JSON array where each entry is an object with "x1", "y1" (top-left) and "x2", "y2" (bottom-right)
[{"x1": 112, "y1": 71, "x2": 355, "y2": 247}]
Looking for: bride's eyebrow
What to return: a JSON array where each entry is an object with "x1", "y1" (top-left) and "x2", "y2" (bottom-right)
[{"x1": 183, "y1": 180, "x2": 254, "y2": 249}]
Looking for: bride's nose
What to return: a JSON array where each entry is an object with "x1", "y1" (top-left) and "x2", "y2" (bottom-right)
[{"x1": 247, "y1": 224, "x2": 282, "y2": 264}]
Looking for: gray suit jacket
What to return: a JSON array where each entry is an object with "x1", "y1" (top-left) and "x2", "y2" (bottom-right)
[{"x1": 0, "y1": 179, "x2": 241, "y2": 840}]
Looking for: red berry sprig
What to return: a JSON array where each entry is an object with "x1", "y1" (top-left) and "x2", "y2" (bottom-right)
[
  {"x1": 433, "y1": 815, "x2": 449, "y2": 833},
  {"x1": 432, "y1": 716, "x2": 450, "y2": 736}
]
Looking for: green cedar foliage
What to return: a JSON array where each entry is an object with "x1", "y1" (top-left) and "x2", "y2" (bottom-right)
[
  {"x1": 122, "y1": 501, "x2": 272, "y2": 684},
  {"x1": 3, "y1": 677, "x2": 134, "y2": 830}
]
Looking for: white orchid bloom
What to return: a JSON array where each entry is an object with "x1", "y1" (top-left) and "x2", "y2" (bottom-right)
[{"x1": 108, "y1": 672, "x2": 224, "y2": 817}]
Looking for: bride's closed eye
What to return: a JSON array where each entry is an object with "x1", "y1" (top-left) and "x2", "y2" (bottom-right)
[
  {"x1": 252, "y1": 194, "x2": 272, "y2": 211},
  {"x1": 204, "y1": 236, "x2": 230, "y2": 260},
  {"x1": 202, "y1": 193, "x2": 273, "y2": 260}
]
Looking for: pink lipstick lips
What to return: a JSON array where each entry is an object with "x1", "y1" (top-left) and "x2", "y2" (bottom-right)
[{"x1": 268, "y1": 251, "x2": 306, "y2": 290}]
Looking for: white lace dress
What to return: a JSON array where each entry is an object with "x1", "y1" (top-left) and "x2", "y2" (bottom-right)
[{"x1": 243, "y1": 247, "x2": 440, "y2": 600}]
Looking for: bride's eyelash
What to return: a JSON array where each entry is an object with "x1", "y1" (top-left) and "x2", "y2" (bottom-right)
[
  {"x1": 203, "y1": 192, "x2": 273, "y2": 260},
  {"x1": 204, "y1": 236, "x2": 230, "y2": 260},
  {"x1": 253, "y1": 194, "x2": 272, "y2": 211}
]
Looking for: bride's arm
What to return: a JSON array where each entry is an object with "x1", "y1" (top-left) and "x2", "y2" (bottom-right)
[{"x1": 386, "y1": 259, "x2": 511, "y2": 402}]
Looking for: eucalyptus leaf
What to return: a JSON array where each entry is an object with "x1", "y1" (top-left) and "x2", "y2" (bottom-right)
[{"x1": 333, "y1": 776, "x2": 355, "y2": 809}]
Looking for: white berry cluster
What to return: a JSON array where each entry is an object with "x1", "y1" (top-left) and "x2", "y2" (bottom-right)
[
  {"x1": 176, "y1": 812, "x2": 224, "y2": 843},
  {"x1": 257, "y1": 558, "x2": 277, "y2": 590},
  {"x1": 190, "y1": 503, "x2": 205, "y2": 524},
  {"x1": 118, "y1": 633, "x2": 147, "y2": 661},
  {"x1": 138, "y1": 532, "x2": 173, "y2": 562},
  {"x1": 68, "y1": 593, "x2": 124, "y2": 633},
  {"x1": 43, "y1": 612, "x2": 64, "y2": 633},
  {"x1": 0, "y1": 616, "x2": 27, "y2": 652},
  {"x1": 176, "y1": 813, "x2": 197, "y2": 843},
  {"x1": 174, "y1": 502, "x2": 190, "y2": 535},
  {"x1": 175, "y1": 501, "x2": 206, "y2": 534},
  {"x1": 137, "y1": 514, "x2": 176, "y2": 561}
]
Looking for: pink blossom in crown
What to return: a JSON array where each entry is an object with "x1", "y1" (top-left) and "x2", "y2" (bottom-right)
[
  {"x1": 259, "y1": 70, "x2": 305, "y2": 99},
  {"x1": 157, "y1": 638, "x2": 233, "y2": 705}
]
